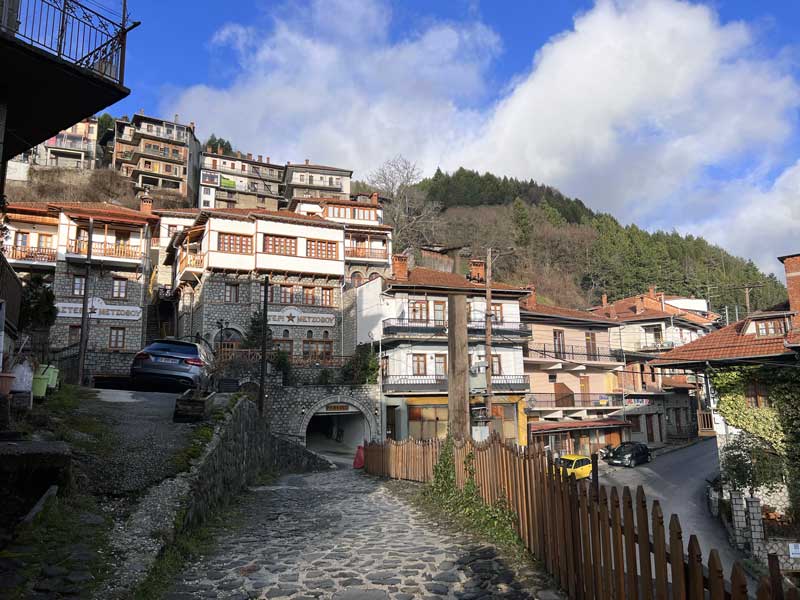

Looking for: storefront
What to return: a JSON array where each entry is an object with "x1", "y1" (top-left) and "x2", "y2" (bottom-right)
[{"x1": 527, "y1": 418, "x2": 631, "y2": 456}]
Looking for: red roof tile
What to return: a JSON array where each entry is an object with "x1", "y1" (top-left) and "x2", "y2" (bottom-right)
[
  {"x1": 521, "y1": 303, "x2": 618, "y2": 324},
  {"x1": 386, "y1": 267, "x2": 526, "y2": 293},
  {"x1": 589, "y1": 292, "x2": 717, "y2": 328}
]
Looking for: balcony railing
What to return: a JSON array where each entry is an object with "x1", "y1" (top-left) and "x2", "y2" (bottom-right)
[
  {"x1": 44, "y1": 156, "x2": 93, "y2": 169},
  {"x1": 178, "y1": 252, "x2": 205, "y2": 271},
  {"x1": 490, "y1": 375, "x2": 529, "y2": 391},
  {"x1": 635, "y1": 340, "x2": 675, "y2": 352},
  {"x1": 142, "y1": 146, "x2": 185, "y2": 161},
  {"x1": 383, "y1": 375, "x2": 448, "y2": 393},
  {"x1": 524, "y1": 343, "x2": 619, "y2": 362},
  {"x1": 45, "y1": 135, "x2": 92, "y2": 151},
  {"x1": 468, "y1": 320, "x2": 529, "y2": 336},
  {"x1": 345, "y1": 247, "x2": 388, "y2": 259},
  {"x1": 135, "y1": 125, "x2": 188, "y2": 143},
  {"x1": 526, "y1": 392, "x2": 623, "y2": 409},
  {"x1": 4, "y1": 245, "x2": 57, "y2": 262},
  {"x1": 4, "y1": 0, "x2": 129, "y2": 84},
  {"x1": 382, "y1": 318, "x2": 447, "y2": 336},
  {"x1": 213, "y1": 163, "x2": 282, "y2": 180},
  {"x1": 216, "y1": 348, "x2": 348, "y2": 368},
  {"x1": 67, "y1": 240, "x2": 143, "y2": 259}
]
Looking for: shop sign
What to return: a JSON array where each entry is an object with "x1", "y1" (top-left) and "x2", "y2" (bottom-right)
[
  {"x1": 56, "y1": 298, "x2": 142, "y2": 321},
  {"x1": 325, "y1": 404, "x2": 352, "y2": 412},
  {"x1": 267, "y1": 307, "x2": 335, "y2": 327}
]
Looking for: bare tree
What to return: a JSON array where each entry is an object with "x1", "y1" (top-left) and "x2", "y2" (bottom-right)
[{"x1": 368, "y1": 155, "x2": 441, "y2": 251}]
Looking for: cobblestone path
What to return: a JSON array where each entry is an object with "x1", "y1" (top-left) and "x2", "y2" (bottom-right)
[{"x1": 167, "y1": 467, "x2": 560, "y2": 600}]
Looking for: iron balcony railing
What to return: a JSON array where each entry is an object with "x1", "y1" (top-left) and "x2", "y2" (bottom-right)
[
  {"x1": 45, "y1": 134, "x2": 92, "y2": 151},
  {"x1": 490, "y1": 375, "x2": 529, "y2": 391},
  {"x1": 3, "y1": 0, "x2": 131, "y2": 84},
  {"x1": 383, "y1": 375, "x2": 448, "y2": 392},
  {"x1": 635, "y1": 339, "x2": 675, "y2": 351},
  {"x1": 142, "y1": 146, "x2": 185, "y2": 161},
  {"x1": 524, "y1": 342, "x2": 619, "y2": 362},
  {"x1": 467, "y1": 320, "x2": 529, "y2": 336},
  {"x1": 4, "y1": 245, "x2": 57, "y2": 262},
  {"x1": 526, "y1": 392, "x2": 624, "y2": 409},
  {"x1": 213, "y1": 162, "x2": 282, "y2": 180},
  {"x1": 134, "y1": 125, "x2": 188, "y2": 143},
  {"x1": 382, "y1": 318, "x2": 448, "y2": 336},
  {"x1": 345, "y1": 246, "x2": 388, "y2": 260}
]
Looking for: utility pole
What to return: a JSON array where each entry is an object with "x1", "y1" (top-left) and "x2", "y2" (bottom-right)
[
  {"x1": 76, "y1": 217, "x2": 94, "y2": 386},
  {"x1": 257, "y1": 274, "x2": 270, "y2": 416},
  {"x1": 484, "y1": 248, "x2": 494, "y2": 432},
  {"x1": 447, "y1": 294, "x2": 469, "y2": 440}
]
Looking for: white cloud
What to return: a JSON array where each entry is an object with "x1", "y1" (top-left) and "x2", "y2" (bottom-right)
[{"x1": 165, "y1": 0, "x2": 800, "y2": 270}]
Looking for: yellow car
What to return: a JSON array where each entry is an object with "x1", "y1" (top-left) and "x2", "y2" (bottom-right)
[{"x1": 554, "y1": 454, "x2": 593, "y2": 480}]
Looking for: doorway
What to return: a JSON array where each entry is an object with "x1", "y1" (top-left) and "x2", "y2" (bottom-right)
[{"x1": 646, "y1": 414, "x2": 655, "y2": 443}]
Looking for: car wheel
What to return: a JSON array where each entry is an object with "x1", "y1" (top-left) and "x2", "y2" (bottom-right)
[{"x1": 646, "y1": 453, "x2": 652, "y2": 463}]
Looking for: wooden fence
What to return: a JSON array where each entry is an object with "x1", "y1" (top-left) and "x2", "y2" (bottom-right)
[{"x1": 364, "y1": 436, "x2": 797, "y2": 600}]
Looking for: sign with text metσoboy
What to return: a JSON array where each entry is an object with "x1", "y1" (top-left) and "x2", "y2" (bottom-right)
[
  {"x1": 56, "y1": 297, "x2": 142, "y2": 321},
  {"x1": 267, "y1": 307, "x2": 336, "y2": 327}
]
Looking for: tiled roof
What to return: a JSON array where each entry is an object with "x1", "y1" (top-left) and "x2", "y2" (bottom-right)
[
  {"x1": 589, "y1": 293, "x2": 717, "y2": 328},
  {"x1": 202, "y1": 208, "x2": 344, "y2": 228},
  {"x1": 7, "y1": 201, "x2": 157, "y2": 223},
  {"x1": 528, "y1": 419, "x2": 631, "y2": 433},
  {"x1": 521, "y1": 303, "x2": 618, "y2": 324},
  {"x1": 651, "y1": 320, "x2": 794, "y2": 366},
  {"x1": 386, "y1": 267, "x2": 526, "y2": 293}
]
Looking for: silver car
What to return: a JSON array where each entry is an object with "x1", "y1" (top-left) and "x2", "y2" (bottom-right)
[{"x1": 130, "y1": 339, "x2": 214, "y2": 391}]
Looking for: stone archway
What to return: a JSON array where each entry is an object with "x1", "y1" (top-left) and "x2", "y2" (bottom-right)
[{"x1": 298, "y1": 393, "x2": 379, "y2": 447}]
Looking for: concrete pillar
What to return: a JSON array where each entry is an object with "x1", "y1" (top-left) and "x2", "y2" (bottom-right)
[
  {"x1": 708, "y1": 486, "x2": 719, "y2": 517},
  {"x1": 746, "y1": 496, "x2": 765, "y2": 558},
  {"x1": 730, "y1": 490, "x2": 748, "y2": 549}
]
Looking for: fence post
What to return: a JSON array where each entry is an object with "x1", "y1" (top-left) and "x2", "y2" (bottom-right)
[
  {"x1": 748, "y1": 497, "x2": 766, "y2": 561},
  {"x1": 768, "y1": 554, "x2": 785, "y2": 600},
  {"x1": 729, "y1": 491, "x2": 748, "y2": 549},
  {"x1": 591, "y1": 452, "x2": 599, "y2": 498}
]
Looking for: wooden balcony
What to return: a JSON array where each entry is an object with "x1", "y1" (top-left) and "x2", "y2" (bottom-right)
[
  {"x1": 697, "y1": 410, "x2": 716, "y2": 437},
  {"x1": 178, "y1": 252, "x2": 206, "y2": 273},
  {"x1": 4, "y1": 245, "x2": 57, "y2": 263},
  {"x1": 345, "y1": 246, "x2": 388, "y2": 260},
  {"x1": 67, "y1": 240, "x2": 143, "y2": 259},
  {"x1": 526, "y1": 392, "x2": 623, "y2": 410}
]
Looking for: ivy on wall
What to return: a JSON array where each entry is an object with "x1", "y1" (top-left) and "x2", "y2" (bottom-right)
[{"x1": 709, "y1": 365, "x2": 800, "y2": 520}]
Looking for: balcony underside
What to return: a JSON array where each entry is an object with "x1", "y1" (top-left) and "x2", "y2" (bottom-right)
[{"x1": 1, "y1": 36, "x2": 129, "y2": 161}]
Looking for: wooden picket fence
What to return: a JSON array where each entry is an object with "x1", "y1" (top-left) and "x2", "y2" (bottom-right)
[{"x1": 364, "y1": 436, "x2": 798, "y2": 600}]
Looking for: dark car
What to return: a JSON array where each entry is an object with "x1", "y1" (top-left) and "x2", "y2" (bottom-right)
[
  {"x1": 130, "y1": 339, "x2": 214, "y2": 391},
  {"x1": 605, "y1": 442, "x2": 651, "y2": 467}
]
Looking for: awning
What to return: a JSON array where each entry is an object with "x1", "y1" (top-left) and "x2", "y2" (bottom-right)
[{"x1": 528, "y1": 418, "x2": 632, "y2": 435}]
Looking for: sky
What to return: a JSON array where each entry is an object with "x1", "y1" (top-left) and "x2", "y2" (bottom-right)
[{"x1": 106, "y1": 0, "x2": 800, "y2": 277}]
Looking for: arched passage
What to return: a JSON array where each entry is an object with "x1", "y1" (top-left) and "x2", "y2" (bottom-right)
[{"x1": 299, "y1": 394, "x2": 378, "y2": 461}]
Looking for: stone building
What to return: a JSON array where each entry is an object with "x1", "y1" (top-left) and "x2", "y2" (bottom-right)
[{"x1": 199, "y1": 148, "x2": 284, "y2": 210}]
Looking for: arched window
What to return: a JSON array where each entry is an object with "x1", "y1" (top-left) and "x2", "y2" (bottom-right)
[
  {"x1": 266, "y1": 328, "x2": 273, "y2": 338},
  {"x1": 369, "y1": 272, "x2": 381, "y2": 281},
  {"x1": 307, "y1": 330, "x2": 313, "y2": 339},
  {"x1": 323, "y1": 330, "x2": 330, "y2": 339},
  {"x1": 351, "y1": 271, "x2": 364, "y2": 287},
  {"x1": 282, "y1": 329, "x2": 289, "y2": 338}
]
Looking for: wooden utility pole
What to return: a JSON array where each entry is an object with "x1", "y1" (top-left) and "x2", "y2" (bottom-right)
[
  {"x1": 447, "y1": 294, "x2": 469, "y2": 440},
  {"x1": 77, "y1": 218, "x2": 94, "y2": 386},
  {"x1": 484, "y1": 248, "x2": 494, "y2": 431},
  {"x1": 257, "y1": 274, "x2": 270, "y2": 416}
]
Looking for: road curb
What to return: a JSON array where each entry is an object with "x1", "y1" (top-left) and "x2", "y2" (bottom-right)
[{"x1": 652, "y1": 436, "x2": 714, "y2": 458}]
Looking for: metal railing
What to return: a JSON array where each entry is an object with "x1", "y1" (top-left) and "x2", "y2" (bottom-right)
[
  {"x1": 134, "y1": 125, "x2": 188, "y2": 143},
  {"x1": 213, "y1": 162, "x2": 282, "y2": 180},
  {"x1": 382, "y1": 318, "x2": 447, "y2": 335},
  {"x1": 3, "y1": 0, "x2": 130, "y2": 84},
  {"x1": 526, "y1": 392, "x2": 623, "y2": 409},
  {"x1": 345, "y1": 246, "x2": 388, "y2": 259},
  {"x1": 467, "y1": 320, "x2": 529, "y2": 335},
  {"x1": 524, "y1": 342, "x2": 619, "y2": 362},
  {"x1": 4, "y1": 245, "x2": 57, "y2": 262},
  {"x1": 490, "y1": 375, "x2": 529, "y2": 391},
  {"x1": 383, "y1": 375, "x2": 448, "y2": 392},
  {"x1": 0, "y1": 252, "x2": 22, "y2": 335},
  {"x1": 45, "y1": 134, "x2": 92, "y2": 151},
  {"x1": 635, "y1": 339, "x2": 675, "y2": 351},
  {"x1": 67, "y1": 239, "x2": 142, "y2": 259},
  {"x1": 142, "y1": 146, "x2": 184, "y2": 161},
  {"x1": 178, "y1": 252, "x2": 205, "y2": 271}
]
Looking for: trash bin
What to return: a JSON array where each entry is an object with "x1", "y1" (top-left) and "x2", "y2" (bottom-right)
[
  {"x1": 32, "y1": 375, "x2": 48, "y2": 399},
  {"x1": 35, "y1": 365, "x2": 59, "y2": 390}
]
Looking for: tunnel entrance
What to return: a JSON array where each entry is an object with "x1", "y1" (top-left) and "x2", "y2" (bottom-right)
[{"x1": 305, "y1": 405, "x2": 368, "y2": 463}]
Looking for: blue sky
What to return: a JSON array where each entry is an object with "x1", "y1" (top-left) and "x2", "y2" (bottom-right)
[{"x1": 105, "y1": 0, "x2": 800, "y2": 273}]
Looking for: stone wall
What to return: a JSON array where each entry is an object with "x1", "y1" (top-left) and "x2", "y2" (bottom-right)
[{"x1": 267, "y1": 383, "x2": 381, "y2": 444}]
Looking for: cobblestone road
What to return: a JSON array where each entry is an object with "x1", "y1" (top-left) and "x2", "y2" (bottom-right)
[{"x1": 167, "y1": 467, "x2": 560, "y2": 600}]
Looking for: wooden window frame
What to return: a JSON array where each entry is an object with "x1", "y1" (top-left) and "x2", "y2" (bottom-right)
[
  {"x1": 217, "y1": 233, "x2": 253, "y2": 255},
  {"x1": 263, "y1": 234, "x2": 297, "y2": 256},
  {"x1": 321, "y1": 288, "x2": 333, "y2": 307},
  {"x1": 224, "y1": 283, "x2": 239, "y2": 303},
  {"x1": 490, "y1": 303, "x2": 503, "y2": 322},
  {"x1": 112, "y1": 277, "x2": 127, "y2": 299},
  {"x1": 109, "y1": 327, "x2": 126, "y2": 350},
  {"x1": 433, "y1": 301, "x2": 446, "y2": 324},
  {"x1": 745, "y1": 381, "x2": 770, "y2": 408},
  {"x1": 72, "y1": 275, "x2": 85, "y2": 297},
  {"x1": 412, "y1": 354, "x2": 427, "y2": 376},
  {"x1": 409, "y1": 300, "x2": 428, "y2": 322},
  {"x1": 306, "y1": 238, "x2": 338, "y2": 260},
  {"x1": 434, "y1": 354, "x2": 448, "y2": 377}
]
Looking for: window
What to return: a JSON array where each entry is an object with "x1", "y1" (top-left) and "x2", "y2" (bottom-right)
[
  {"x1": 279, "y1": 286, "x2": 293, "y2": 304},
  {"x1": 68, "y1": 325, "x2": 81, "y2": 345},
  {"x1": 321, "y1": 288, "x2": 333, "y2": 307},
  {"x1": 14, "y1": 231, "x2": 29, "y2": 247},
  {"x1": 434, "y1": 354, "x2": 448, "y2": 377},
  {"x1": 218, "y1": 233, "x2": 253, "y2": 254},
  {"x1": 73, "y1": 275, "x2": 85, "y2": 296},
  {"x1": 651, "y1": 366, "x2": 657, "y2": 383},
  {"x1": 756, "y1": 320, "x2": 786, "y2": 337},
  {"x1": 224, "y1": 284, "x2": 239, "y2": 303},
  {"x1": 491, "y1": 354, "x2": 502, "y2": 375},
  {"x1": 548, "y1": 373, "x2": 557, "y2": 384},
  {"x1": 381, "y1": 356, "x2": 388, "y2": 377},
  {"x1": 639, "y1": 364, "x2": 646, "y2": 387},
  {"x1": 351, "y1": 272, "x2": 364, "y2": 287},
  {"x1": 302, "y1": 340, "x2": 333, "y2": 359},
  {"x1": 412, "y1": 354, "x2": 427, "y2": 376},
  {"x1": 491, "y1": 404, "x2": 518, "y2": 444},
  {"x1": 282, "y1": 329, "x2": 290, "y2": 338},
  {"x1": 306, "y1": 330, "x2": 313, "y2": 339},
  {"x1": 37, "y1": 234, "x2": 53, "y2": 249},
  {"x1": 585, "y1": 332, "x2": 598, "y2": 359},
  {"x1": 263, "y1": 234, "x2": 297, "y2": 256},
  {"x1": 553, "y1": 329, "x2": 565, "y2": 358},
  {"x1": 309, "y1": 175, "x2": 314, "y2": 185},
  {"x1": 329, "y1": 176, "x2": 334, "y2": 186},
  {"x1": 112, "y1": 278, "x2": 127, "y2": 299},
  {"x1": 168, "y1": 225, "x2": 177, "y2": 238},
  {"x1": 144, "y1": 160, "x2": 152, "y2": 169},
  {"x1": 433, "y1": 301, "x2": 446, "y2": 324},
  {"x1": 109, "y1": 327, "x2": 126, "y2": 350},
  {"x1": 306, "y1": 239, "x2": 338, "y2": 259},
  {"x1": 408, "y1": 406, "x2": 448, "y2": 440},
  {"x1": 203, "y1": 187, "x2": 211, "y2": 195},
  {"x1": 490, "y1": 303, "x2": 503, "y2": 322},
  {"x1": 745, "y1": 381, "x2": 770, "y2": 408},
  {"x1": 409, "y1": 300, "x2": 428, "y2": 322},
  {"x1": 274, "y1": 339, "x2": 293, "y2": 354},
  {"x1": 323, "y1": 330, "x2": 330, "y2": 339},
  {"x1": 300, "y1": 174, "x2": 305, "y2": 182}
]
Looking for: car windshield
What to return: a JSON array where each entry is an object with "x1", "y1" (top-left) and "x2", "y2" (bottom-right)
[
  {"x1": 145, "y1": 342, "x2": 199, "y2": 356},
  {"x1": 612, "y1": 445, "x2": 634, "y2": 456},
  {"x1": 555, "y1": 458, "x2": 575, "y2": 469}
]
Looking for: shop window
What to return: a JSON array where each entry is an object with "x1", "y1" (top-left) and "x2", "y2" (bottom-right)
[{"x1": 408, "y1": 406, "x2": 448, "y2": 441}]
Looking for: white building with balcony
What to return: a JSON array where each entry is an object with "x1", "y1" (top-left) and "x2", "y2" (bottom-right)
[
  {"x1": 198, "y1": 148, "x2": 284, "y2": 210},
  {"x1": 284, "y1": 160, "x2": 351, "y2": 202},
  {"x1": 355, "y1": 255, "x2": 532, "y2": 443}
]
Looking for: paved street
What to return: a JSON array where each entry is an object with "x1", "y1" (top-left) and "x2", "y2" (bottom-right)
[
  {"x1": 167, "y1": 467, "x2": 559, "y2": 600},
  {"x1": 599, "y1": 438, "x2": 747, "y2": 582}
]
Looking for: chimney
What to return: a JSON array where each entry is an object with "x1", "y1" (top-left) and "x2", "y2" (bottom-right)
[
  {"x1": 601, "y1": 293, "x2": 608, "y2": 306},
  {"x1": 266, "y1": 156, "x2": 270, "y2": 163},
  {"x1": 392, "y1": 254, "x2": 409, "y2": 281},
  {"x1": 174, "y1": 113, "x2": 179, "y2": 123},
  {"x1": 216, "y1": 145, "x2": 222, "y2": 154},
  {"x1": 138, "y1": 108, "x2": 144, "y2": 115},
  {"x1": 520, "y1": 284, "x2": 537, "y2": 311},
  {"x1": 305, "y1": 158, "x2": 310, "y2": 165},
  {"x1": 659, "y1": 292, "x2": 665, "y2": 311},
  {"x1": 247, "y1": 153, "x2": 252, "y2": 160},
  {"x1": 648, "y1": 285, "x2": 656, "y2": 299},
  {"x1": 206, "y1": 145, "x2": 212, "y2": 153},
  {"x1": 139, "y1": 192, "x2": 153, "y2": 215},
  {"x1": 635, "y1": 296, "x2": 645, "y2": 315},
  {"x1": 189, "y1": 121, "x2": 195, "y2": 131},
  {"x1": 257, "y1": 155, "x2": 263, "y2": 162},
  {"x1": 237, "y1": 151, "x2": 242, "y2": 158},
  {"x1": 370, "y1": 192, "x2": 379, "y2": 205},
  {"x1": 468, "y1": 259, "x2": 486, "y2": 283},
  {"x1": 780, "y1": 253, "x2": 800, "y2": 317}
]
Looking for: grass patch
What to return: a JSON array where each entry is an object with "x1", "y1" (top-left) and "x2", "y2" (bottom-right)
[
  {"x1": 2, "y1": 490, "x2": 112, "y2": 598},
  {"x1": 252, "y1": 466, "x2": 279, "y2": 486},
  {"x1": 172, "y1": 424, "x2": 214, "y2": 473}
]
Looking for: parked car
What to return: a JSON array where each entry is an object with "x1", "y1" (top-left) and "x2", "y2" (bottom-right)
[
  {"x1": 605, "y1": 442, "x2": 651, "y2": 467},
  {"x1": 554, "y1": 454, "x2": 593, "y2": 480},
  {"x1": 130, "y1": 339, "x2": 214, "y2": 391}
]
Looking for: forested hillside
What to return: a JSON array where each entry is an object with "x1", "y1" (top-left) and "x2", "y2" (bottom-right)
[{"x1": 365, "y1": 162, "x2": 786, "y2": 313}]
